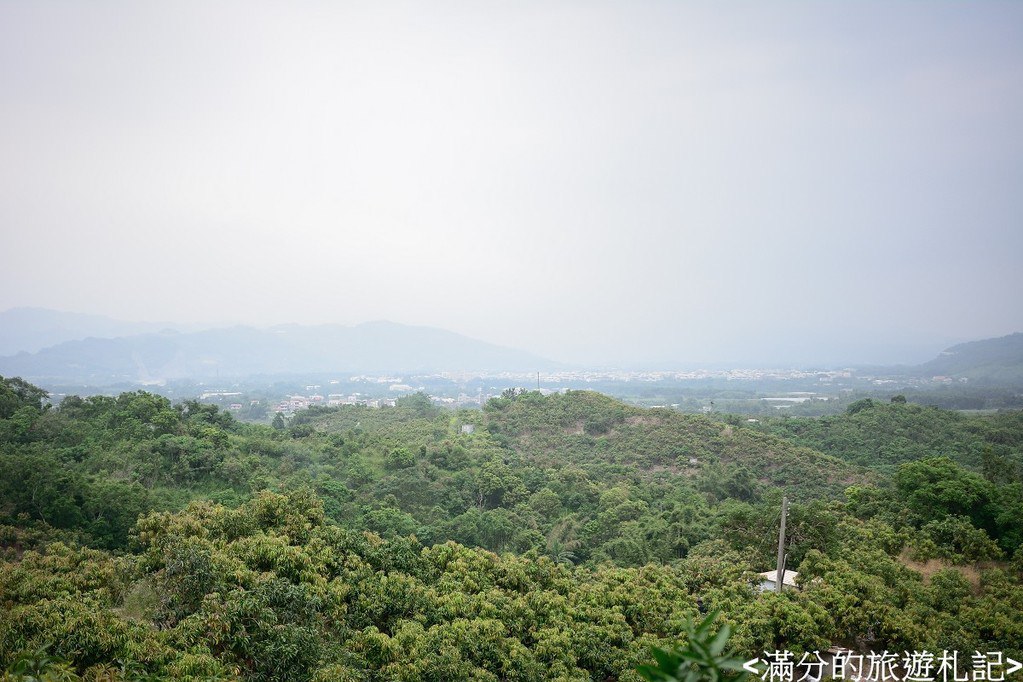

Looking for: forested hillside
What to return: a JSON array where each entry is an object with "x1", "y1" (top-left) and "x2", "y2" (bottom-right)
[
  {"x1": 2, "y1": 377, "x2": 1022, "y2": 680},
  {"x1": 912, "y1": 333, "x2": 1023, "y2": 384},
  {"x1": 758, "y1": 398, "x2": 1023, "y2": 475}
]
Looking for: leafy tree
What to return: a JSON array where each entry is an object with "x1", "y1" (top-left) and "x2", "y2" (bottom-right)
[
  {"x1": 896, "y1": 456, "x2": 994, "y2": 529},
  {"x1": 0, "y1": 376, "x2": 49, "y2": 418},
  {"x1": 846, "y1": 398, "x2": 875, "y2": 415}
]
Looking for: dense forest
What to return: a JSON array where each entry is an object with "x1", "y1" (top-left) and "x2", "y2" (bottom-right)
[{"x1": 2, "y1": 377, "x2": 1022, "y2": 680}]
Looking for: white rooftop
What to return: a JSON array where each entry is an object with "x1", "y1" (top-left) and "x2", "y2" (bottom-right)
[{"x1": 758, "y1": 569, "x2": 799, "y2": 587}]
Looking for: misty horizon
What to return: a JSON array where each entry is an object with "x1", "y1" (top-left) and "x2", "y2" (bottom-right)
[
  {"x1": 2, "y1": 3, "x2": 1022, "y2": 367},
  {"x1": 1, "y1": 305, "x2": 1015, "y2": 370}
]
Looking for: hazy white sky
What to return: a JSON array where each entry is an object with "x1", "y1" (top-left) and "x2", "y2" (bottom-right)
[{"x1": 2, "y1": 1, "x2": 1021, "y2": 366}]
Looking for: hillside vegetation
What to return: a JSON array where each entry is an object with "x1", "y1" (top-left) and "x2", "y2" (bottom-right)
[
  {"x1": 913, "y1": 332, "x2": 1023, "y2": 384},
  {"x1": 2, "y1": 377, "x2": 1022, "y2": 680},
  {"x1": 758, "y1": 398, "x2": 1023, "y2": 476}
]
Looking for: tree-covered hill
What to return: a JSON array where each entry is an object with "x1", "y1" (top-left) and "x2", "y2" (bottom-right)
[
  {"x1": 314, "y1": 390, "x2": 869, "y2": 497},
  {"x1": 479, "y1": 391, "x2": 867, "y2": 496},
  {"x1": 303, "y1": 390, "x2": 871, "y2": 565},
  {"x1": 757, "y1": 398, "x2": 1023, "y2": 477},
  {"x1": 2, "y1": 377, "x2": 1023, "y2": 680},
  {"x1": 912, "y1": 332, "x2": 1023, "y2": 384}
]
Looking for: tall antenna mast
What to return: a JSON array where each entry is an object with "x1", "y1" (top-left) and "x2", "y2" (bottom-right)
[{"x1": 776, "y1": 496, "x2": 788, "y2": 593}]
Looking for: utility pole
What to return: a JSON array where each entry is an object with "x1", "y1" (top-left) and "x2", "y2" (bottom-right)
[
  {"x1": 537, "y1": 372, "x2": 540, "y2": 390},
  {"x1": 775, "y1": 496, "x2": 788, "y2": 593}
]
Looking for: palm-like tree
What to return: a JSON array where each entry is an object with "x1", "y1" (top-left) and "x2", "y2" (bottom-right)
[{"x1": 545, "y1": 517, "x2": 582, "y2": 565}]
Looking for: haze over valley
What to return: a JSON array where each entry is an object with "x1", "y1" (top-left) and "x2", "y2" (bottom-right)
[{"x1": 2, "y1": 307, "x2": 1021, "y2": 417}]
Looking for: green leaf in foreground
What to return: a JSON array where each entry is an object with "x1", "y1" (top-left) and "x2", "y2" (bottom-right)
[{"x1": 637, "y1": 609, "x2": 751, "y2": 682}]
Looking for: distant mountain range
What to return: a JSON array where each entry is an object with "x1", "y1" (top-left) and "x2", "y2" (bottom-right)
[
  {"x1": 1, "y1": 308, "x2": 1021, "y2": 387},
  {"x1": 0, "y1": 310, "x2": 559, "y2": 383},
  {"x1": 0, "y1": 307, "x2": 189, "y2": 356}
]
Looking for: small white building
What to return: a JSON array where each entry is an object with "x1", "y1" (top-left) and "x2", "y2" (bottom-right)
[
  {"x1": 758, "y1": 569, "x2": 799, "y2": 592},
  {"x1": 460, "y1": 424, "x2": 475, "y2": 435}
]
